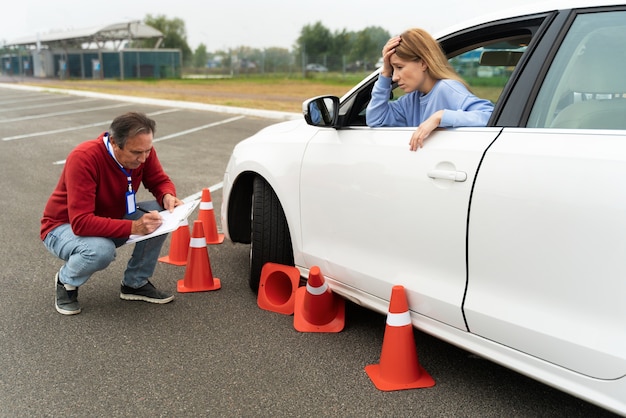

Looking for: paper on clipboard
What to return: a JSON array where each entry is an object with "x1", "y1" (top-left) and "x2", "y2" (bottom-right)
[{"x1": 126, "y1": 199, "x2": 200, "y2": 244}]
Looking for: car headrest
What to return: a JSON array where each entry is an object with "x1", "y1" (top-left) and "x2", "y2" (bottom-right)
[{"x1": 567, "y1": 27, "x2": 626, "y2": 94}]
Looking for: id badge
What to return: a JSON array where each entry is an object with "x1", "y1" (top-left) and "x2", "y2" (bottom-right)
[{"x1": 126, "y1": 191, "x2": 137, "y2": 215}]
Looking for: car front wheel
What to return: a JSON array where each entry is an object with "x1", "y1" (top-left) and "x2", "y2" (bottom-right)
[{"x1": 249, "y1": 177, "x2": 294, "y2": 292}]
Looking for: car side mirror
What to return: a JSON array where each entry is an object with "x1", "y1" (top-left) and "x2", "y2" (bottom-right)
[{"x1": 303, "y1": 96, "x2": 340, "y2": 127}]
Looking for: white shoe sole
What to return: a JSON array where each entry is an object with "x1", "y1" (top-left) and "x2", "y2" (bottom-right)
[{"x1": 119, "y1": 293, "x2": 174, "y2": 304}]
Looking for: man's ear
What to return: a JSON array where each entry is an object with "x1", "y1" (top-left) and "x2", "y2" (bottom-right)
[{"x1": 110, "y1": 138, "x2": 122, "y2": 150}]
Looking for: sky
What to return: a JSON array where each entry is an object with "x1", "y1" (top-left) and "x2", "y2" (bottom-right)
[{"x1": 2, "y1": 0, "x2": 532, "y2": 51}]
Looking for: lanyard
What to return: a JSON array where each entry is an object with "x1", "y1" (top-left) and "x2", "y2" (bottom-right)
[
  {"x1": 105, "y1": 133, "x2": 133, "y2": 192},
  {"x1": 105, "y1": 133, "x2": 136, "y2": 215}
]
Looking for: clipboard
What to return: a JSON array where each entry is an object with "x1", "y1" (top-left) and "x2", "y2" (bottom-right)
[{"x1": 126, "y1": 199, "x2": 200, "y2": 244}]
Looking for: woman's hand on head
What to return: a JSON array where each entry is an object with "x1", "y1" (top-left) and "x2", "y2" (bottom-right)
[{"x1": 381, "y1": 36, "x2": 401, "y2": 78}]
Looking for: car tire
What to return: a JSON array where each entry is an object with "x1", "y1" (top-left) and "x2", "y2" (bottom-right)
[{"x1": 250, "y1": 177, "x2": 294, "y2": 292}]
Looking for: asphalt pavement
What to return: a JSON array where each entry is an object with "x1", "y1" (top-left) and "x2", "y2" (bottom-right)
[{"x1": 0, "y1": 79, "x2": 618, "y2": 417}]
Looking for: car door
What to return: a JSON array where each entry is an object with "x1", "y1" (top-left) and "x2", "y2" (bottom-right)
[
  {"x1": 297, "y1": 14, "x2": 547, "y2": 328},
  {"x1": 464, "y1": 8, "x2": 626, "y2": 379},
  {"x1": 300, "y1": 126, "x2": 500, "y2": 329}
]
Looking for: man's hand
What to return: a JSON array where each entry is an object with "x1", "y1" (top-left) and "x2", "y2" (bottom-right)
[
  {"x1": 131, "y1": 211, "x2": 163, "y2": 235},
  {"x1": 162, "y1": 193, "x2": 183, "y2": 212}
]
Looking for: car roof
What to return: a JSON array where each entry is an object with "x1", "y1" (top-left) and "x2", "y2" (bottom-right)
[{"x1": 434, "y1": 0, "x2": 625, "y2": 38}]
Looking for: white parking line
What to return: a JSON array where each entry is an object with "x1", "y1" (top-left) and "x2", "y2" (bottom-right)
[
  {"x1": 0, "y1": 97, "x2": 99, "y2": 113},
  {"x1": 153, "y1": 115, "x2": 245, "y2": 142},
  {"x1": 0, "y1": 94, "x2": 65, "y2": 106},
  {"x1": 0, "y1": 83, "x2": 300, "y2": 121},
  {"x1": 183, "y1": 182, "x2": 224, "y2": 203},
  {"x1": 0, "y1": 102, "x2": 131, "y2": 124},
  {"x1": 50, "y1": 112, "x2": 242, "y2": 164},
  {"x1": 3, "y1": 87, "x2": 231, "y2": 220},
  {"x1": 3, "y1": 108, "x2": 180, "y2": 142}
]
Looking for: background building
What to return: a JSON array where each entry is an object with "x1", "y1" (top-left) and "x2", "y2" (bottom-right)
[{"x1": 2, "y1": 22, "x2": 181, "y2": 79}]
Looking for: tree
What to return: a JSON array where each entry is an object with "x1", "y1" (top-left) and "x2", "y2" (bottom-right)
[
  {"x1": 348, "y1": 26, "x2": 390, "y2": 69},
  {"x1": 296, "y1": 22, "x2": 333, "y2": 68},
  {"x1": 331, "y1": 29, "x2": 352, "y2": 58},
  {"x1": 366, "y1": 26, "x2": 392, "y2": 57},
  {"x1": 262, "y1": 47, "x2": 293, "y2": 73},
  {"x1": 140, "y1": 14, "x2": 193, "y2": 66},
  {"x1": 294, "y1": 22, "x2": 389, "y2": 72},
  {"x1": 193, "y1": 43, "x2": 208, "y2": 68}
]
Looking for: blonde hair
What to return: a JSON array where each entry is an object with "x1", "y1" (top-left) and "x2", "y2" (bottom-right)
[{"x1": 395, "y1": 28, "x2": 470, "y2": 90}]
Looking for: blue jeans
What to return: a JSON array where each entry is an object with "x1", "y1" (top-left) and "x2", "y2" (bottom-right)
[{"x1": 43, "y1": 200, "x2": 168, "y2": 289}]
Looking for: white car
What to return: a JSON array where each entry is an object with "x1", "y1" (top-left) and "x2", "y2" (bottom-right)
[
  {"x1": 305, "y1": 63, "x2": 328, "y2": 72},
  {"x1": 221, "y1": 0, "x2": 626, "y2": 414}
]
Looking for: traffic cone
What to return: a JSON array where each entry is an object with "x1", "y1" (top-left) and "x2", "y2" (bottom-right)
[
  {"x1": 257, "y1": 262, "x2": 300, "y2": 315},
  {"x1": 365, "y1": 285, "x2": 435, "y2": 391},
  {"x1": 158, "y1": 219, "x2": 191, "y2": 266},
  {"x1": 293, "y1": 266, "x2": 344, "y2": 333},
  {"x1": 177, "y1": 220, "x2": 221, "y2": 293},
  {"x1": 198, "y1": 188, "x2": 224, "y2": 245}
]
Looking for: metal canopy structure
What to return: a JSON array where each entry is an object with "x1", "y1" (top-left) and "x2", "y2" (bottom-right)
[
  {"x1": 1, "y1": 21, "x2": 179, "y2": 80},
  {"x1": 7, "y1": 22, "x2": 163, "y2": 50}
]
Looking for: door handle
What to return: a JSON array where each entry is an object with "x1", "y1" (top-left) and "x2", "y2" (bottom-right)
[{"x1": 427, "y1": 169, "x2": 467, "y2": 182}]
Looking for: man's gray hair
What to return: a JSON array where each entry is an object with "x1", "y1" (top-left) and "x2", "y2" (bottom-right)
[{"x1": 108, "y1": 112, "x2": 156, "y2": 148}]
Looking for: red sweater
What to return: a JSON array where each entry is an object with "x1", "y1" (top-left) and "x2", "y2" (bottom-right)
[{"x1": 41, "y1": 133, "x2": 177, "y2": 240}]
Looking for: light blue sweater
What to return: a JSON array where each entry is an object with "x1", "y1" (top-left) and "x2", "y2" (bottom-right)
[{"x1": 366, "y1": 75, "x2": 494, "y2": 128}]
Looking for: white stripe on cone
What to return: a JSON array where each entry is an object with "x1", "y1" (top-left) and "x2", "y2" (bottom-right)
[
  {"x1": 189, "y1": 237, "x2": 206, "y2": 248},
  {"x1": 306, "y1": 281, "x2": 328, "y2": 295},
  {"x1": 386, "y1": 311, "x2": 411, "y2": 327}
]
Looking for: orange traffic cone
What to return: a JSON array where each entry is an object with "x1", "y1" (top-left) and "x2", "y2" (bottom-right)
[
  {"x1": 293, "y1": 266, "x2": 345, "y2": 332},
  {"x1": 177, "y1": 220, "x2": 221, "y2": 293},
  {"x1": 365, "y1": 285, "x2": 435, "y2": 391},
  {"x1": 198, "y1": 188, "x2": 224, "y2": 245},
  {"x1": 257, "y1": 262, "x2": 300, "y2": 315},
  {"x1": 158, "y1": 219, "x2": 191, "y2": 266}
]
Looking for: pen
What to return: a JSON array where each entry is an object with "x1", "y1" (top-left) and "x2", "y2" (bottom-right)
[{"x1": 136, "y1": 206, "x2": 150, "y2": 214}]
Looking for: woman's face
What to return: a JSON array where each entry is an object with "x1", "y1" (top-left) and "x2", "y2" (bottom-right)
[{"x1": 390, "y1": 54, "x2": 433, "y2": 94}]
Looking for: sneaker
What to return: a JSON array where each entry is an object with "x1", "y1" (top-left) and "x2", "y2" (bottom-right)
[
  {"x1": 120, "y1": 281, "x2": 174, "y2": 304},
  {"x1": 55, "y1": 272, "x2": 81, "y2": 315}
]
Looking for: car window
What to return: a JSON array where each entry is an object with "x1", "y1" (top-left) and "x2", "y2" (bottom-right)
[
  {"x1": 339, "y1": 16, "x2": 545, "y2": 127},
  {"x1": 390, "y1": 38, "x2": 528, "y2": 104},
  {"x1": 344, "y1": 38, "x2": 530, "y2": 127},
  {"x1": 527, "y1": 11, "x2": 626, "y2": 129}
]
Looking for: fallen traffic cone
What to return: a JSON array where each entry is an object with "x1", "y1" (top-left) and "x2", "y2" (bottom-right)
[
  {"x1": 198, "y1": 188, "x2": 224, "y2": 245},
  {"x1": 257, "y1": 262, "x2": 300, "y2": 315},
  {"x1": 293, "y1": 266, "x2": 344, "y2": 332},
  {"x1": 177, "y1": 220, "x2": 221, "y2": 293},
  {"x1": 365, "y1": 285, "x2": 435, "y2": 391},
  {"x1": 158, "y1": 219, "x2": 191, "y2": 266}
]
